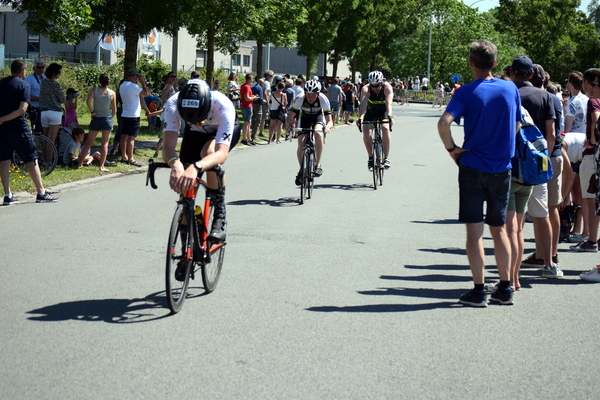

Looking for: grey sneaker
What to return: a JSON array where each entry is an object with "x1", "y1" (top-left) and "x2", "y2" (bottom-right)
[
  {"x1": 569, "y1": 241, "x2": 598, "y2": 252},
  {"x1": 542, "y1": 263, "x2": 564, "y2": 278},
  {"x1": 36, "y1": 192, "x2": 59, "y2": 203},
  {"x1": 383, "y1": 158, "x2": 391, "y2": 169},
  {"x1": 568, "y1": 233, "x2": 587, "y2": 243}
]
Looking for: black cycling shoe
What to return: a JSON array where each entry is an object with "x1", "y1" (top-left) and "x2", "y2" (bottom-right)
[
  {"x1": 175, "y1": 261, "x2": 188, "y2": 282},
  {"x1": 295, "y1": 172, "x2": 302, "y2": 186},
  {"x1": 207, "y1": 188, "x2": 227, "y2": 242},
  {"x1": 367, "y1": 157, "x2": 374, "y2": 172}
]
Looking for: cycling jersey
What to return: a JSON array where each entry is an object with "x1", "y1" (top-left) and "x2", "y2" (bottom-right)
[
  {"x1": 367, "y1": 86, "x2": 387, "y2": 116},
  {"x1": 290, "y1": 92, "x2": 331, "y2": 129},
  {"x1": 163, "y1": 90, "x2": 236, "y2": 147}
]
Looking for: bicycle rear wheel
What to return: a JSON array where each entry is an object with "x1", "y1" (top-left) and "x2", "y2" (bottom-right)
[
  {"x1": 12, "y1": 134, "x2": 57, "y2": 177},
  {"x1": 165, "y1": 203, "x2": 193, "y2": 314}
]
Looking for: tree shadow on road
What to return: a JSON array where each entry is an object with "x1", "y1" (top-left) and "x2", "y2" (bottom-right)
[{"x1": 26, "y1": 289, "x2": 208, "y2": 323}]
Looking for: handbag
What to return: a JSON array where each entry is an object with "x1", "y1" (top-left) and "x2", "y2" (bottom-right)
[
  {"x1": 587, "y1": 174, "x2": 598, "y2": 194},
  {"x1": 273, "y1": 94, "x2": 287, "y2": 122}
]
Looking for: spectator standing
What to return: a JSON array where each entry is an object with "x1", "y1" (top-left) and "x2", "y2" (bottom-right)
[
  {"x1": 39, "y1": 62, "x2": 66, "y2": 163},
  {"x1": 570, "y1": 68, "x2": 600, "y2": 254},
  {"x1": 513, "y1": 60, "x2": 560, "y2": 278},
  {"x1": 268, "y1": 82, "x2": 287, "y2": 143},
  {"x1": 284, "y1": 80, "x2": 295, "y2": 109},
  {"x1": 79, "y1": 74, "x2": 116, "y2": 171},
  {"x1": 240, "y1": 73, "x2": 257, "y2": 145},
  {"x1": 343, "y1": 83, "x2": 355, "y2": 124},
  {"x1": 437, "y1": 39, "x2": 521, "y2": 307},
  {"x1": 156, "y1": 71, "x2": 178, "y2": 157},
  {"x1": 250, "y1": 78, "x2": 264, "y2": 143},
  {"x1": 119, "y1": 68, "x2": 150, "y2": 167},
  {"x1": 260, "y1": 70, "x2": 274, "y2": 136},
  {"x1": 327, "y1": 78, "x2": 344, "y2": 125},
  {"x1": 24, "y1": 58, "x2": 45, "y2": 133},
  {"x1": 62, "y1": 88, "x2": 79, "y2": 127},
  {"x1": 0, "y1": 60, "x2": 58, "y2": 204},
  {"x1": 292, "y1": 78, "x2": 304, "y2": 98},
  {"x1": 226, "y1": 71, "x2": 241, "y2": 109}
]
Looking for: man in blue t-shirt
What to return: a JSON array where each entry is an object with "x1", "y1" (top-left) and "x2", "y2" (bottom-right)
[
  {"x1": 250, "y1": 77, "x2": 264, "y2": 143},
  {"x1": 437, "y1": 39, "x2": 521, "y2": 307},
  {"x1": 0, "y1": 60, "x2": 58, "y2": 204}
]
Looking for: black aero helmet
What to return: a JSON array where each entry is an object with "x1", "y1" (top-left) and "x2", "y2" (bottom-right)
[{"x1": 177, "y1": 79, "x2": 211, "y2": 124}]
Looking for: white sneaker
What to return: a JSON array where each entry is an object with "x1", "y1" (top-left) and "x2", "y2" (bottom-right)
[
  {"x1": 542, "y1": 263, "x2": 564, "y2": 278},
  {"x1": 580, "y1": 267, "x2": 600, "y2": 282}
]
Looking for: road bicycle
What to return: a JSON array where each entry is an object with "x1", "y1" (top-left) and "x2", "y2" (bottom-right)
[
  {"x1": 359, "y1": 119, "x2": 385, "y2": 190},
  {"x1": 146, "y1": 160, "x2": 226, "y2": 314},
  {"x1": 291, "y1": 126, "x2": 323, "y2": 204},
  {"x1": 12, "y1": 132, "x2": 58, "y2": 177}
]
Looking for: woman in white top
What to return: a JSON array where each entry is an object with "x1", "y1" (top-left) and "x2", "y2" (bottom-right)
[
  {"x1": 226, "y1": 71, "x2": 240, "y2": 109},
  {"x1": 79, "y1": 74, "x2": 116, "y2": 171},
  {"x1": 268, "y1": 82, "x2": 287, "y2": 143}
]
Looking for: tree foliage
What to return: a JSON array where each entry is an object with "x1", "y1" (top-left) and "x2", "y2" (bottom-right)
[
  {"x1": 251, "y1": 0, "x2": 303, "y2": 78},
  {"x1": 495, "y1": 0, "x2": 600, "y2": 81}
]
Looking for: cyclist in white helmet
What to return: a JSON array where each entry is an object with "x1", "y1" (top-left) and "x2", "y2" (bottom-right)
[
  {"x1": 286, "y1": 79, "x2": 333, "y2": 186},
  {"x1": 357, "y1": 70, "x2": 394, "y2": 171}
]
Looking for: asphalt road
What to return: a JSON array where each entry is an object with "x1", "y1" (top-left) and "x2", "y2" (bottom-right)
[{"x1": 1, "y1": 103, "x2": 598, "y2": 399}]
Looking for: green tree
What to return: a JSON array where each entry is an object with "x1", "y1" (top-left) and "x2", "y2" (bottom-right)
[
  {"x1": 184, "y1": 0, "x2": 250, "y2": 85},
  {"x1": 1, "y1": 0, "x2": 189, "y2": 75},
  {"x1": 495, "y1": 0, "x2": 600, "y2": 80},
  {"x1": 250, "y1": 0, "x2": 303, "y2": 79}
]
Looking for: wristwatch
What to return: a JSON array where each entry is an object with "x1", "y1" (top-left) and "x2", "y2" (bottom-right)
[{"x1": 194, "y1": 161, "x2": 203, "y2": 172}]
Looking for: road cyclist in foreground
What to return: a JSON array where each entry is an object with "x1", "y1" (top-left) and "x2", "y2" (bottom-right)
[
  {"x1": 357, "y1": 70, "x2": 394, "y2": 172},
  {"x1": 161, "y1": 78, "x2": 241, "y2": 241},
  {"x1": 285, "y1": 79, "x2": 333, "y2": 186}
]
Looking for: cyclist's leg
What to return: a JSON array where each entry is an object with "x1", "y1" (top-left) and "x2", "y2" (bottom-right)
[
  {"x1": 382, "y1": 123, "x2": 391, "y2": 160},
  {"x1": 297, "y1": 133, "x2": 307, "y2": 165},
  {"x1": 314, "y1": 123, "x2": 325, "y2": 166}
]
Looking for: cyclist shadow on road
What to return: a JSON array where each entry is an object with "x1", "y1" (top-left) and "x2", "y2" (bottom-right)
[
  {"x1": 26, "y1": 291, "x2": 189, "y2": 323},
  {"x1": 313, "y1": 183, "x2": 372, "y2": 191},
  {"x1": 228, "y1": 198, "x2": 301, "y2": 207}
]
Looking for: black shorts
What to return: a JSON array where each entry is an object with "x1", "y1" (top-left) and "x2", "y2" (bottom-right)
[
  {"x1": 179, "y1": 122, "x2": 241, "y2": 164},
  {"x1": 0, "y1": 128, "x2": 37, "y2": 163},
  {"x1": 364, "y1": 110, "x2": 389, "y2": 124}
]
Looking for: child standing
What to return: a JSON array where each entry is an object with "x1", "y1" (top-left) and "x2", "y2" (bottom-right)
[{"x1": 63, "y1": 88, "x2": 79, "y2": 127}]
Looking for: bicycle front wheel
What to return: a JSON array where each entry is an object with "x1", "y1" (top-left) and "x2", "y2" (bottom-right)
[
  {"x1": 165, "y1": 203, "x2": 193, "y2": 314},
  {"x1": 307, "y1": 151, "x2": 315, "y2": 199},
  {"x1": 372, "y1": 142, "x2": 381, "y2": 190},
  {"x1": 12, "y1": 135, "x2": 58, "y2": 177},
  {"x1": 201, "y1": 204, "x2": 226, "y2": 293},
  {"x1": 299, "y1": 151, "x2": 307, "y2": 204}
]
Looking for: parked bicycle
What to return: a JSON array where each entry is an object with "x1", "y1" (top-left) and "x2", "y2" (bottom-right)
[
  {"x1": 12, "y1": 132, "x2": 58, "y2": 177},
  {"x1": 359, "y1": 119, "x2": 385, "y2": 189},
  {"x1": 291, "y1": 126, "x2": 322, "y2": 204},
  {"x1": 146, "y1": 159, "x2": 226, "y2": 314}
]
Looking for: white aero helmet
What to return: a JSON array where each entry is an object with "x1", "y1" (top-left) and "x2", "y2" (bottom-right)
[
  {"x1": 368, "y1": 71, "x2": 384, "y2": 84},
  {"x1": 304, "y1": 80, "x2": 322, "y2": 93}
]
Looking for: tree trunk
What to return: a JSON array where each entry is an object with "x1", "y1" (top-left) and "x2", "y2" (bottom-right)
[
  {"x1": 350, "y1": 54, "x2": 357, "y2": 82},
  {"x1": 305, "y1": 54, "x2": 313, "y2": 79},
  {"x1": 323, "y1": 52, "x2": 327, "y2": 78},
  {"x1": 331, "y1": 50, "x2": 339, "y2": 79},
  {"x1": 255, "y1": 38, "x2": 263, "y2": 80},
  {"x1": 124, "y1": 18, "x2": 140, "y2": 78},
  {"x1": 206, "y1": 25, "x2": 216, "y2": 87}
]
